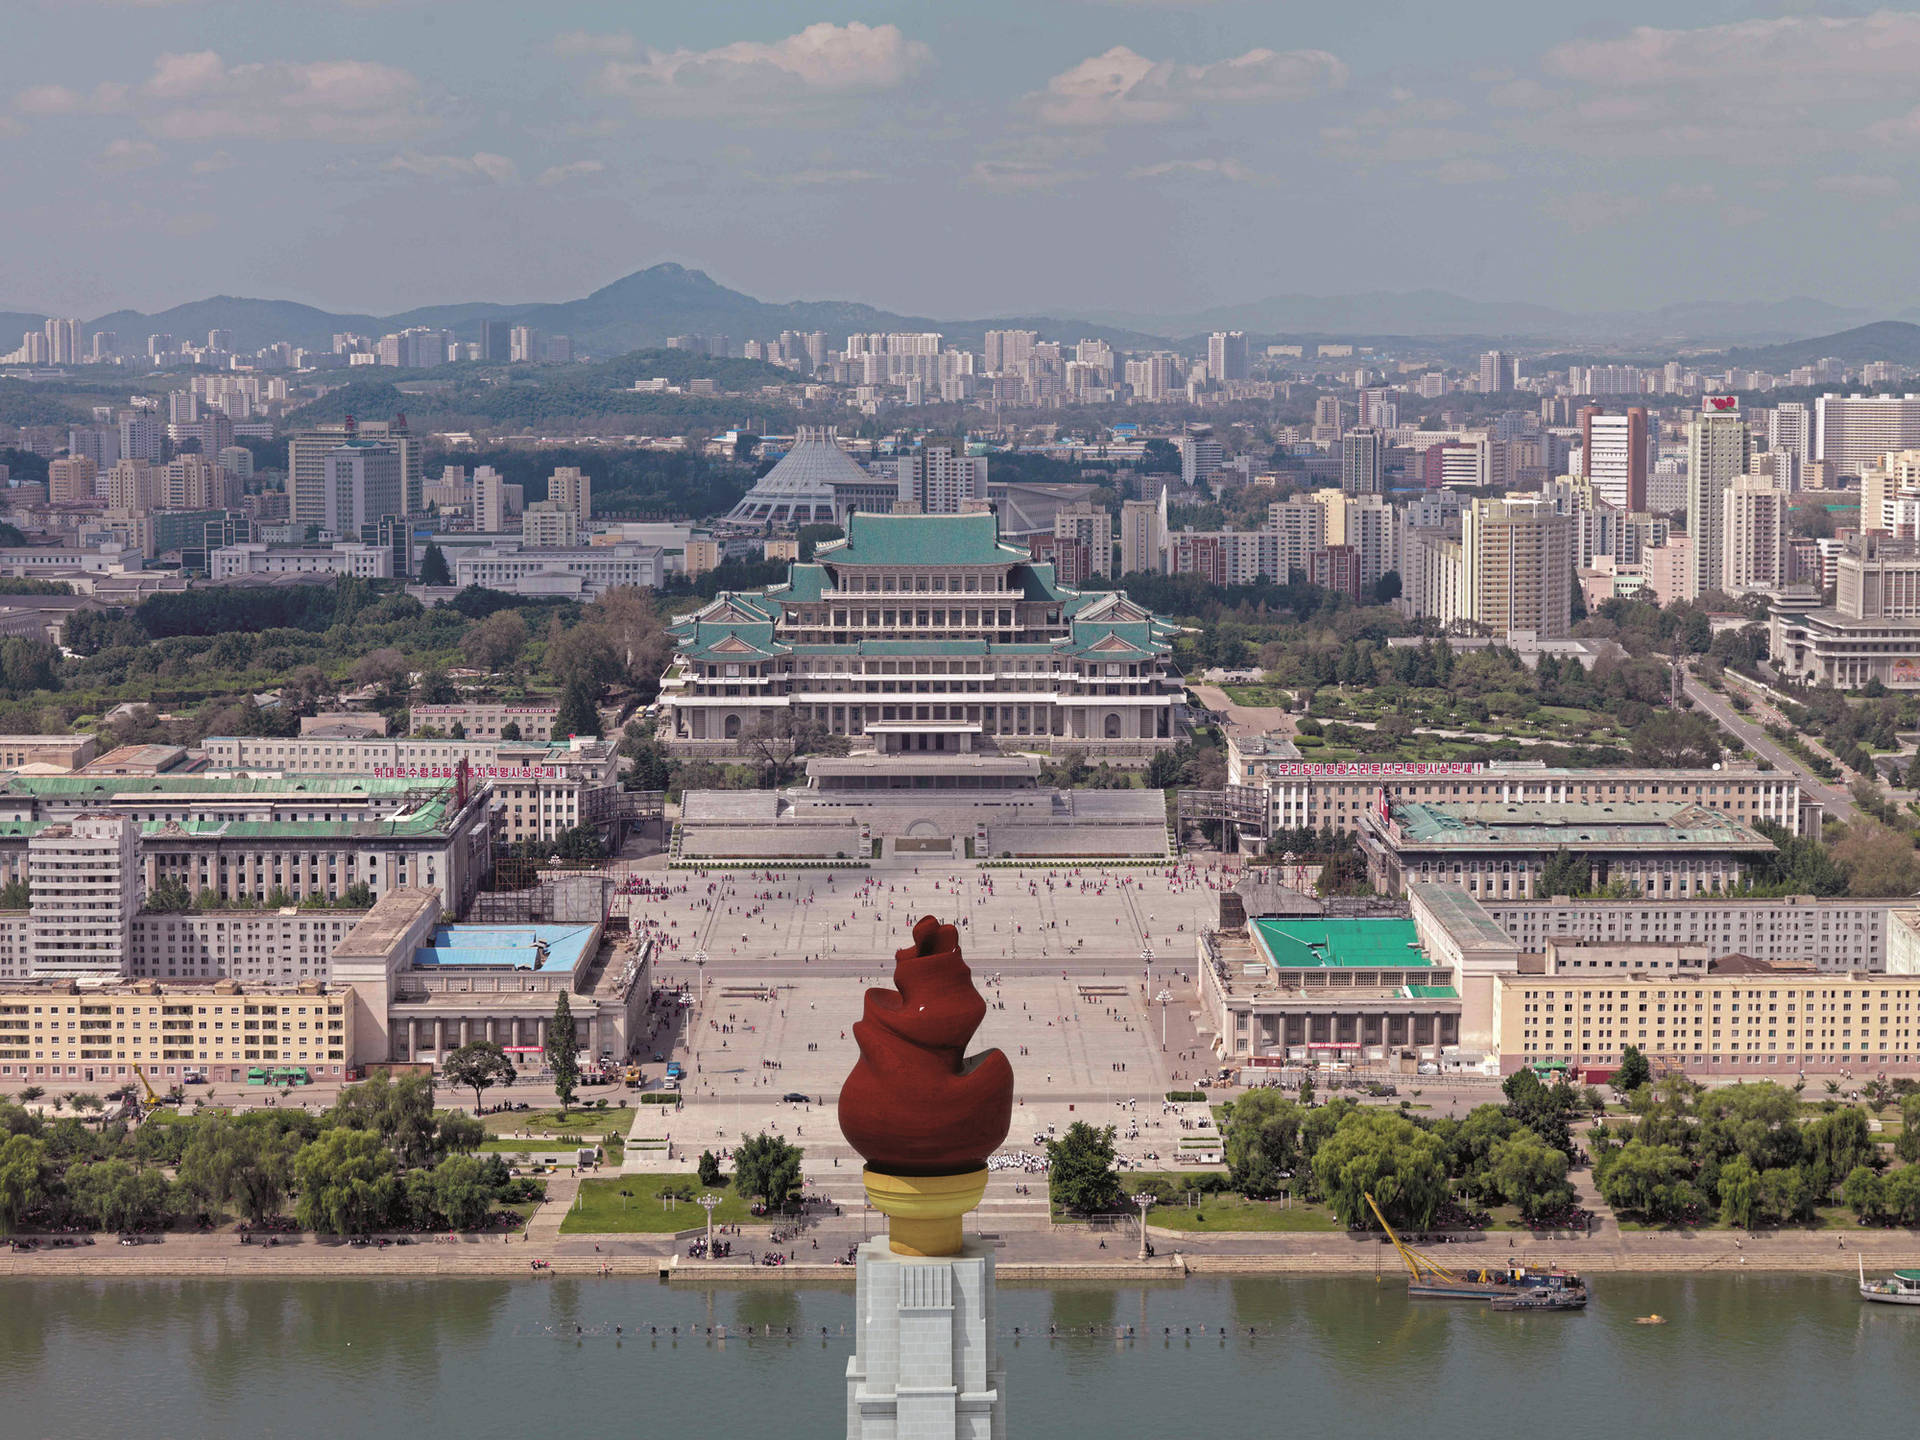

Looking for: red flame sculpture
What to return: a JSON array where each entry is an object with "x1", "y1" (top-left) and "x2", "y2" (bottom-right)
[{"x1": 838, "y1": 915, "x2": 1014, "y2": 1176}]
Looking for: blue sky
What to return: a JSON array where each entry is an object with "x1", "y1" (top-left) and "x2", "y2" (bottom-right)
[{"x1": 6, "y1": 1, "x2": 1920, "y2": 320}]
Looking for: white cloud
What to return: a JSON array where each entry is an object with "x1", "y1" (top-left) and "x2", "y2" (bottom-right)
[
  {"x1": 1522, "y1": 12, "x2": 1920, "y2": 160},
  {"x1": 1664, "y1": 182, "x2": 1720, "y2": 205},
  {"x1": 552, "y1": 31, "x2": 634, "y2": 58},
  {"x1": 1035, "y1": 45, "x2": 1344, "y2": 127},
  {"x1": 1818, "y1": 172, "x2": 1901, "y2": 197},
  {"x1": 781, "y1": 168, "x2": 882, "y2": 186},
  {"x1": 97, "y1": 138, "x2": 163, "y2": 169},
  {"x1": 967, "y1": 156, "x2": 1087, "y2": 192},
  {"x1": 139, "y1": 52, "x2": 426, "y2": 142},
  {"x1": 190, "y1": 150, "x2": 235, "y2": 174},
  {"x1": 1433, "y1": 158, "x2": 1507, "y2": 184},
  {"x1": 589, "y1": 22, "x2": 930, "y2": 113},
  {"x1": 385, "y1": 150, "x2": 518, "y2": 183},
  {"x1": 1546, "y1": 13, "x2": 1920, "y2": 90},
  {"x1": 1126, "y1": 156, "x2": 1266, "y2": 183},
  {"x1": 536, "y1": 159, "x2": 604, "y2": 186},
  {"x1": 15, "y1": 81, "x2": 127, "y2": 116},
  {"x1": 1543, "y1": 191, "x2": 1648, "y2": 233}
]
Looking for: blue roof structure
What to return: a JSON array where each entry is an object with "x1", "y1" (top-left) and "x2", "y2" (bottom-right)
[{"x1": 413, "y1": 922, "x2": 598, "y2": 974}]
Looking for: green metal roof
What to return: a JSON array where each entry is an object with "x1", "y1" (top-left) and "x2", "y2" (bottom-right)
[
  {"x1": 0, "y1": 774, "x2": 423, "y2": 797},
  {"x1": 815, "y1": 512, "x2": 1026, "y2": 567},
  {"x1": 1406, "y1": 984, "x2": 1458, "y2": 999},
  {"x1": 1386, "y1": 800, "x2": 1776, "y2": 852},
  {"x1": 1252, "y1": 918, "x2": 1433, "y2": 969}
]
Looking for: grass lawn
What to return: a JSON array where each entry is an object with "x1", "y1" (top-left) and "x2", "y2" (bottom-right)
[
  {"x1": 1149, "y1": 1193, "x2": 1342, "y2": 1233},
  {"x1": 559, "y1": 1175, "x2": 758, "y2": 1234},
  {"x1": 479, "y1": 1107, "x2": 629, "y2": 1141},
  {"x1": 1616, "y1": 1206, "x2": 1852, "y2": 1232},
  {"x1": 477, "y1": 1136, "x2": 619, "y2": 1157}
]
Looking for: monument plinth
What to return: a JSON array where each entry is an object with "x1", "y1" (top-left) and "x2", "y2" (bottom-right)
[{"x1": 839, "y1": 915, "x2": 1012, "y2": 1440}]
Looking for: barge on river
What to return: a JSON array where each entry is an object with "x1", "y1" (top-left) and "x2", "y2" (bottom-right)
[{"x1": 1366, "y1": 1193, "x2": 1588, "y2": 1308}]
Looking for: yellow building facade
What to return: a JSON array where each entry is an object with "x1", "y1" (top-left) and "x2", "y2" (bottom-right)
[
  {"x1": 1494, "y1": 960, "x2": 1920, "y2": 1077},
  {"x1": 0, "y1": 979, "x2": 353, "y2": 1085}
]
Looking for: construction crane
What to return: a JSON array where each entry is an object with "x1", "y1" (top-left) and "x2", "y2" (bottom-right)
[
  {"x1": 133, "y1": 1066, "x2": 161, "y2": 1111},
  {"x1": 1365, "y1": 1191, "x2": 1464, "y2": 1286}
]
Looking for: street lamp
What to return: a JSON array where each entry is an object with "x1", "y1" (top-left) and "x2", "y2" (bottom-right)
[
  {"x1": 694, "y1": 951, "x2": 709, "y2": 1009},
  {"x1": 697, "y1": 1192, "x2": 721, "y2": 1257},
  {"x1": 1130, "y1": 1192, "x2": 1156, "y2": 1261},
  {"x1": 1155, "y1": 988, "x2": 1172, "y2": 1051}
]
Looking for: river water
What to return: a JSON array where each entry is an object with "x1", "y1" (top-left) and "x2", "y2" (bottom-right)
[{"x1": 4, "y1": 1274, "x2": 1916, "y2": 1438}]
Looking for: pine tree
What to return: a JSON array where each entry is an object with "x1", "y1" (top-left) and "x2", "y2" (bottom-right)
[
  {"x1": 553, "y1": 680, "x2": 602, "y2": 739},
  {"x1": 419, "y1": 543, "x2": 452, "y2": 586},
  {"x1": 544, "y1": 992, "x2": 581, "y2": 1113}
]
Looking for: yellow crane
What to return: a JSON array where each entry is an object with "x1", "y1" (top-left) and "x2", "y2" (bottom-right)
[
  {"x1": 1365, "y1": 1190, "x2": 1465, "y2": 1286},
  {"x1": 133, "y1": 1066, "x2": 161, "y2": 1110}
]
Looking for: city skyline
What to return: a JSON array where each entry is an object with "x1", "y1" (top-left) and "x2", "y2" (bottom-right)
[{"x1": 11, "y1": 3, "x2": 1920, "y2": 321}]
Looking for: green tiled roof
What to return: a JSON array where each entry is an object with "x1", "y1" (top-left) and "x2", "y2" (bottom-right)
[
  {"x1": 815, "y1": 512, "x2": 1027, "y2": 567},
  {"x1": 0, "y1": 775, "x2": 423, "y2": 797},
  {"x1": 771, "y1": 564, "x2": 829, "y2": 602},
  {"x1": 1386, "y1": 800, "x2": 1776, "y2": 851},
  {"x1": 1406, "y1": 984, "x2": 1459, "y2": 999},
  {"x1": 1252, "y1": 918, "x2": 1433, "y2": 969}
]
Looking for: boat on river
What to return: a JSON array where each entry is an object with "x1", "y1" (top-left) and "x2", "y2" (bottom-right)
[
  {"x1": 1859, "y1": 1257, "x2": 1920, "y2": 1306},
  {"x1": 1365, "y1": 1193, "x2": 1587, "y2": 1308},
  {"x1": 1491, "y1": 1288, "x2": 1588, "y2": 1312}
]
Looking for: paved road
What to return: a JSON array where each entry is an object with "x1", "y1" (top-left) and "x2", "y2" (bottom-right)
[
  {"x1": 1190, "y1": 684, "x2": 1290, "y2": 738},
  {"x1": 1685, "y1": 676, "x2": 1854, "y2": 825}
]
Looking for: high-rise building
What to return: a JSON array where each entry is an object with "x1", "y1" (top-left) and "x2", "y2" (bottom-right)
[
  {"x1": 1313, "y1": 395, "x2": 1345, "y2": 441},
  {"x1": 474, "y1": 465, "x2": 508, "y2": 534},
  {"x1": 44, "y1": 318, "x2": 81, "y2": 365},
  {"x1": 206, "y1": 329, "x2": 234, "y2": 353},
  {"x1": 1462, "y1": 495, "x2": 1572, "y2": 639},
  {"x1": 1119, "y1": 498, "x2": 1162, "y2": 575},
  {"x1": 1769, "y1": 401, "x2": 1812, "y2": 464},
  {"x1": 1685, "y1": 403, "x2": 1753, "y2": 598},
  {"x1": 158, "y1": 454, "x2": 222, "y2": 511},
  {"x1": 87, "y1": 331, "x2": 116, "y2": 363},
  {"x1": 1176, "y1": 430, "x2": 1225, "y2": 485},
  {"x1": 1265, "y1": 495, "x2": 1327, "y2": 582},
  {"x1": 117, "y1": 413, "x2": 162, "y2": 464},
  {"x1": 321, "y1": 441, "x2": 403, "y2": 538},
  {"x1": 1479, "y1": 350, "x2": 1513, "y2": 394},
  {"x1": 543, "y1": 335, "x2": 573, "y2": 364},
  {"x1": 1051, "y1": 502, "x2": 1113, "y2": 578},
  {"x1": 1722, "y1": 473, "x2": 1788, "y2": 593},
  {"x1": 1814, "y1": 393, "x2": 1920, "y2": 477},
  {"x1": 104, "y1": 459, "x2": 154, "y2": 513},
  {"x1": 66, "y1": 425, "x2": 119, "y2": 470},
  {"x1": 509, "y1": 326, "x2": 537, "y2": 363},
  {"x1": 1340, "y1": 426, "x2": 1386, "y2": 496},
  {"x1": 896, "y1": 439, "x2": 987, "y2": 514},
  {"x1": 288, "y1": 418, "x2": 421, "y2": 527},
  {"x1": 521, "y1": 501, "x2": 580, "y2": 548},
  {"x1": 28, "y1": 816, "x2": 141, "y2": 979},
  {"x1": 1208, "y1": 331, "x2": 1249, "y2": 383},
  {"x1": 547, "y1": 466, "x2": 592, "y2": 520},
  {"x1": 477, "y1": 319, "x2": 509, "y2": 363},
  {"x1": 48, "y1": 456, "x2": 98, "y2": 505},
  {"x1": 1579, "y1": 405, "x2": 1648, "y2": 512},
  {"x1": 982, "y1": 330, "x2": 1036, "y2": 375}
]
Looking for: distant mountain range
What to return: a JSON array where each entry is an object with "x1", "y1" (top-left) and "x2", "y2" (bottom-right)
[
  {"x1": 1, "y1": 264, "x2": 1916, "y2": 357},
  {"x1": 1723, "y1": 321, "x2": 1920, "y2": 371},
  {"x1": 1092, "y1": 291, "x2": 1892, "y2": 346},
  {"x1": 0, "y1": 264, "x2": 1166, "y2": 359}
]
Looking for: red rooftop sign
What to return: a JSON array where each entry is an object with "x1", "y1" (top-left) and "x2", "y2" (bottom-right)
[{"x1": 1262, "y1": 762, "x2": 1486, "y2": 777}]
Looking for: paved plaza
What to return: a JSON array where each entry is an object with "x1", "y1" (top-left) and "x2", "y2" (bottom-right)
[{"x1": 615, "y1": 858, "x2": 1243, "y2": 967}]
